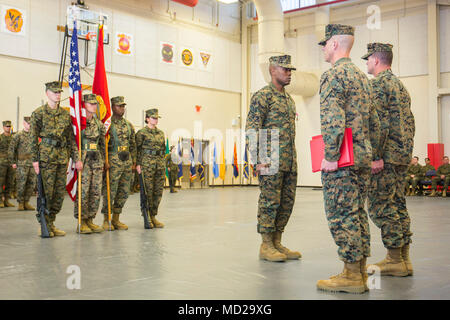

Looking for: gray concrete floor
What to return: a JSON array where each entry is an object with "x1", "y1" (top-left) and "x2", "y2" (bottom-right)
[{"x1": 0, "y1": 187, "x2": 449, "y2": 300}]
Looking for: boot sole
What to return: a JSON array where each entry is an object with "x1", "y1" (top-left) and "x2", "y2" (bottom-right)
[
  {"x1": 317, "y1": 284, "x2": 366, "y2": 294},
  {"x1": 259, "y1": 255, "x2": 287, "y2": 262},
  {"x1": 380, "y1": 271, "x2": 409, "y2": 277}
]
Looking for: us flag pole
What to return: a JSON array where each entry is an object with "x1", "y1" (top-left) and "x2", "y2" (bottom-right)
[{"x1": 66, "y1": 20, "x2": 85, "y2": 233}]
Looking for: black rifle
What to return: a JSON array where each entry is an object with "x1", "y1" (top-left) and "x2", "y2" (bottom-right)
[
  {"x1": 139, "y1": 172, "x2": 153, "y2": 229},
  {"x1": 36, "y1": 173, "x2": 51, "y2": 238}
]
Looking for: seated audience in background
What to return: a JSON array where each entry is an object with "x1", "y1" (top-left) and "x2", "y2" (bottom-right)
[
  {"x1": 429, "y1": 156, "x2": 450, "y2": 197},
  {"x1": 405, "y1": 156, "x2": 421, "y2": 196}
]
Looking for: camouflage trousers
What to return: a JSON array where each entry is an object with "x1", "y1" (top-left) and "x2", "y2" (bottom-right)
[
  {"x1": 257, "y1": 171, "x2": 297, "y2": 234},
  {"x1": 16, "y1": 165, "x2": 36, "y2": 203},
  {"x1": 142, "y1": 164, "x2": 165, "y2": 216},
  {"x1": 101, "y1": 159, "x2": 132, "y2": 215},
  {"x1": 0, "y1": 161, "x2": 15, "y2": 197},
  {"x1": 431, "y1": 176, "x2": 450, "y2": 190},
  {"x1": 40, "y1": 162, "x2": 68, "y2": 221},
  {"x1": 168, "y1": 172, "x2": 177, "y2": 192},
  {"x1": 322, "y1": 167, "x2": 371, "y2": 263},
  {"x1": 74, "y1": 164, "x2": 102, "y2": 219},
  {"x1": 404, "y1": 176, "x2": 420, "y2": 191},
  {"x1": 368, "y1": 164, "x2": 412, "y2": 249}
]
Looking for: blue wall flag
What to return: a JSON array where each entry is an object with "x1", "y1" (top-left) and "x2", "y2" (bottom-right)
[{"x1": 212, "y1": 142, "x2": 219, "y2": 179}]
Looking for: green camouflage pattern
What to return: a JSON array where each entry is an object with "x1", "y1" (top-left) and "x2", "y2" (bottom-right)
[
  {"x1": 145, "y1": 108, "x2": 161, "y2": 118},
  {"x1": 320, "y1": 57, "x2": 381, "y2": 166},
  {"x1": 30, "y1": 104, "x2": 79, "y2": 164},
  {"x1": 111, "y1": 96, "x2": 126, "y2": 106},
  {"x1": 370, "y1": 69, "x2": 415, "y2": 165},
  {"x1": 75, "y1": 117, "x2": 105, "y2": 219},
  {"x1": 369, "y1": 164, "x2": 412, "y2": 248},
  {"x1": 322, "y1": 167, "x2": 371, "y2": 263},
  {"x1": 2, "y1": 120, "x2": 11, "y2": 127},
  {"x1": 362, "y1": 42, "x2": 393, "y2": 60},
  {"x1": 45, "y1": 81, "x2": 63, "y2": 93},
  {"x1": 40, "y1": 162, "x2": 68, "y2": 218},
  {"x1": 246, "y1": 82, "x2": 298, "y2": 234},
  {"x1": 319, "y1": 57, "x2": 379, "y2": 263},
  {"x1": 74, "y1": 164, "x2": 103, "y2": 219},
  {"x1": 80, "y1": 117, "x2": 106, "y2": 167},
  {"x1": 318, "y1": 24, "x2": 355, "y2": 46},
  {"x1": 246, "y1": 82, "x2": 297, "y2": 172},
  {"x1": 15, "y1": 166, "x2": 35, "y2": 203},
  {"x1": 404, "y1": 163, "x2": 422, "y2": 190},
  {"x1": 0, "y1": 133, "x2": 14, "y2": 198},
  {"x1": 8, "y1": 130, "x2": 35, "y2": 203},
  {"x1": 83, "y1": 94, "x2": 98, "y2": 104},
  {"x1": 368, "y1": 68, "x2": 414, "y2": 249},
  {"x1": 257, "y1": 172, "x2": 297, "y2": 233},
  {"x1": 431, "y1": 163, "x2": 450, "y2": 190},
  {"x1": 165, "y1": 152, "x2": 179, "y2": 192},
  {"x1": 269, "y1": 55, "x2": 296, "y2": 70},
  {"x1": 136, "y1": 126, "x2": 166, "y2": 216},
  {"x1": 101, "y1": 117, "x2": 136, "y2": 215}
]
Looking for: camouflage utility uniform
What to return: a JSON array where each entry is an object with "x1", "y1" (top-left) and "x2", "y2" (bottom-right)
[
  {"x1": 246, "y1": 81, "x2": 298, "y2": 235},
  {"x1": 0, "y1": 123, "x2": 15, "y2": 207},
  {"x1": 404, "y1": 163, "x2": 422, "y2": 194},
  {"x1": 165, "y1": 149, "x2": 179, "y2": 193},
  {"x1": 363, "y1": 44, "x2": 415, "y2": 250},
  {"x1": 101, "y1": 107, "x2": 136, "y2": 217},
  {"x1": 31, "y1": 102, "x2": 79, "y2": 230},
  {"x1": 74, "y1": 116, "x2": 105, "y2": 221},
  {"x1": 136, "y1": 109, "x2": 166, "y2": 225},
  {"x1": 320, "y1": 56, "x2": 380, "y2": 263},
  {"x1": 8, "y1": 119, "x2": 35, "y2": 209}
]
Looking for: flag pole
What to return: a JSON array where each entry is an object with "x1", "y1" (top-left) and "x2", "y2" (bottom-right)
[
  {"x1": 78, "y1": 128, "x2": 82, "y2": 234},
  {"x1": 106, "y1": 136, "x2": 112, "y2": 231}
]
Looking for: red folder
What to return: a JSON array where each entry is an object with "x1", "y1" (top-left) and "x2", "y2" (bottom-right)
[{"x1": 310, "y1": 128, "x2": 354, "y2": 173}]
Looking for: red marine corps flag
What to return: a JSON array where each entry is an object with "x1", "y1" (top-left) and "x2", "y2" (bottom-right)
[
  {"x1": 66, "y1": 21, "x2": 86, "y2": 201},
  {"x1": 93, "y1": 24, "x2": 113, "y2": 230}
]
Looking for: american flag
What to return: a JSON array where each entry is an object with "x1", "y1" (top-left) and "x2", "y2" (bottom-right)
[{"x1": 66, "y1": 21, "x2": 86, "y2": 201}]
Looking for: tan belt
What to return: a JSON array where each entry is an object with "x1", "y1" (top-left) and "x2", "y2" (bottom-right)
[
  {"x1": 83, "y1": 143, "x2": 98, "y2": 151},
  {"x1": 117, "y1": 146, "x2": 128, "y2": 152}
]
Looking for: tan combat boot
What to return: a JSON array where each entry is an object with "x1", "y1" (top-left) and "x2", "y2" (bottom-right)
[
  {"x1": 18, "y1": 203, "x2": 25, "y2": 211},
  {"x1": 0, "y1": 200, "x2": 4, "y2": 208},
  {"x1": 77, "y1": 219, "x2": 92, "y2": 234},
  {"x1": 367, "y1": 248, "x2": 408, "y2": 277},
  {"x1": 429, "y1": 190, "x2": 436, "y2": 197},
  {"x1": 150, "y1": 215, "x2": 164, "y2": 228},
  {"x1": 317, "y1": 262, "x2": 366, "y2": 294},
  {"x1": 273, "y1": 231, "x2": 301, "y2": 260},
  {"x1": 112, "y1": 213, "x2": 128, "y2": 230},
  {"x1": 4, "y1": 196, "x2": 15, "y2": 207},
  {"x1": 401, "y1": 245, "x2": 413, "y2": 276},
  {"x1": 24, "y1": 202, "x2": 35, "y2": 210},
  {"x1": 360, "y1": 258, "x2": 369, "y2": 292},
  {"x1": 86, "y1": 218, "x2": 104, "y2": 233},
  {"x1": 102, "y1": 215, "x2": 115, "y2": 231},
  {"x1": 50, "y1": 222, "x2": 66, "y2": 236},
  {"x1": 259, "y1": 233, "x2": 287, "y2": 262},
  {"x1": 443, "y1": 190, "x2": 447, "y2": 197}
]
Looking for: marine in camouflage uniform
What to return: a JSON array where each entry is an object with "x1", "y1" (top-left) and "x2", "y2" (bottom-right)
[
  {"x1": 165, "y1": 146, "x2": 179, "y2": 193},
  {"x1": 245, "y1": 55, "x2": 301, "y2": 262},
  {"x1": 74, "y1": 94, "x2": 106, "y2": 234},
  {"x1": 404, "y1": 157, "x2": 421, "y2": 195},
  {"x1": 0, "y1": 120, "x2": 15, "y2": 207},
  {"x1": 8, "y1": 117, "x2": 36, "y2": 210},
  {"x1": 136, "y1": 108, "x2": 166, "y2": 228},
  {"x1": 420, "y1": 158, "x2": 435, "y2": 194},
  {"x1": 31, "y1": 81, "x2": 81, "y2": 237},
  {"x1": 430, "y1": 156, "x2": 450, "y2": 197},
  {"x1": 316, "y1": 24, "x2": 381, "y2": 294},
  {"x1": 101, "y1": 96, "x2": 136, "y2": 230},
  {"x1": 363, "y1": 43, "x2": 415, "y2": 277}
]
